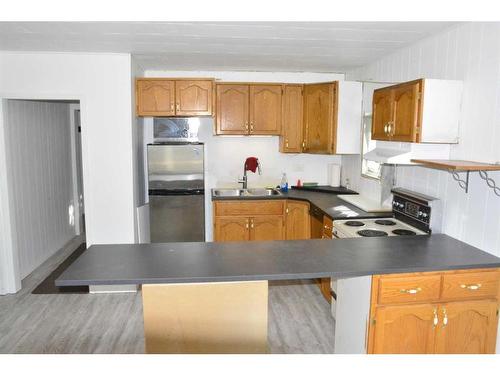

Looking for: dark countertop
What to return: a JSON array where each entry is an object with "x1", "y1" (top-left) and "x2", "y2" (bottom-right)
[
  {"x1": 212, "y1": 188, "x2": 392, "y2": 220},
  {"x1": 56, "y1": 234, "x2": 500, "y2": 287}
]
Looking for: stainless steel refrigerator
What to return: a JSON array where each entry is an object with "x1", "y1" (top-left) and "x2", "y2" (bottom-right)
[{"x1": 148, "y1": 143, "x2": 205, "y2": 243}]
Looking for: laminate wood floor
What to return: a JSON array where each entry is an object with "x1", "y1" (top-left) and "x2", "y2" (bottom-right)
[{"x1": 0, "y1": 241, "x2": 335, "y2": 354}]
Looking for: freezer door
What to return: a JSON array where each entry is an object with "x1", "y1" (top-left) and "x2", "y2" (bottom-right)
[
  {"x1": 148, "y1": 144, "x2": 204, "y2": 190},
  {"x1": 149, "y1": 193, "x2": 205, "y2": 243}
]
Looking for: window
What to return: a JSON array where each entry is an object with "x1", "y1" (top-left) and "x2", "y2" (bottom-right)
[{"x1": 361, "y1": 112, "x2": 382, "y2": 179}]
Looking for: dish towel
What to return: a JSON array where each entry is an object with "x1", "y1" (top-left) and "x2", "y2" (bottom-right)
[{"x1": 244, "y1": 157, "x2": 259, "y2": 173}]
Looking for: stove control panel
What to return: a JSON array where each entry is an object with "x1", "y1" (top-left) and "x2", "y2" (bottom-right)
[{"x1": 393, "y1": 195, "x2": 431, "y2": 225}]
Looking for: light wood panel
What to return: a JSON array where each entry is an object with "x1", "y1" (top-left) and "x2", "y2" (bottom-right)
[
  {"x1": 285, "y1": 200, "x2": 310, "y2": 240},
  {"x1": 142, "y1": 281, "x2": 268, "y2": 354},
  {"x1": 214, "y1": 200, "x2": 284, "y2": 216},
  {"x1": 391, "y1": 80, "x2": 421, "y2": 142},
  {"x1": 216, "y1": 84, "x2": 249, "y2": 134},
  {"x1": 280, "y1": 85, "x2": 304, "y2": 153},
  {"x1": 410, "y1": 159, "x2": 500, "y2": 171},
  {"x1": 371, "y1": 88, "x2": 393, "y2": 140},
  {"x1": 435, "y1": 300, "x2": 498, "y2": 354},
  {"x1": 250, "y1": 215, "x2": 284, "y2": 241},
  {"x1": 175, "y1": 80, "x2": 213, "y2": 116},
  {"x1": 249, "y1": 84, "x2": 282, "y2": 135},
  {"x1": 377, "y1": 274, "x2": 441, "y2": 305},
  {"x1": 136, "y1": 79, "x2": 175, "y2": 116},
  {"x1": 303, "y1": 83, "x2": 335, "y2": 154},
  {"x1": 214, "y1": 217, "x2": 249, "y2": 242},
  {"x1": 371, "y1": 303, "x2": 438, "y2": 354}
]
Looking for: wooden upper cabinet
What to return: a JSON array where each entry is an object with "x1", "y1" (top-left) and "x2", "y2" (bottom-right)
[
  {"x1": 285, "y1": 200, "x2": 310, "y2": 240},
  {"x1": 250, "y1": 216, "x2": 284, "y2": 241},
  {"x1": 136, "y1": 79, "x2": 213, "y2": 117},
  {"x1": 371, "y1": 88, "x2": 393, "y2": 141},
  {"x1": 371, "y1": 78, "x2": 462, "y2": 143},
  {"x1": 392, "y1": 81, "x2": 420, "y2": 142},
  {"x1": 435, "y1": 300, "x2": 499, "y2": 354},
  {"x1": 214, "y1": 217, "x2": 249, "y2": 242},
  {"x1": 136, "y1": 79, "x2": 175, "y2": 116},
  {"x1": 372, "y1": 304, "x2": 438, "y2": 354},
  {"x1": 280, "y1": 85, "x2": 304, "y2": 153},
  {"x1": 303, "y1": 83, "x2": 335, "y2": 154},
  {"x1": 216, "y1": 84, "x2": 250, "y2": 135},
  {"x1": 175, "y1": 80, "x2": 213, "y2": 116},
  {"x1": 249, "y1": 85, "x2": 282, "y2": 135}
]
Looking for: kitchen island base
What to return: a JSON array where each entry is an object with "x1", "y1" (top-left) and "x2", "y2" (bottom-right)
[{"x1": 142, "y1": 281, "x2": 268, "y2": 354}]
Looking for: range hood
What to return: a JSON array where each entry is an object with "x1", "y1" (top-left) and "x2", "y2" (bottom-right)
[{"x1": 363, "y1": 141, "x2": 451, "y2": 165}]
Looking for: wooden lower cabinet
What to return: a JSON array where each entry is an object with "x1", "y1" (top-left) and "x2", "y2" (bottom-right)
[
  {"x1": 250, "y1": 216, "x2": 284, "y2": 241},
  {"x1": 368, "y1": 269, "x2": 500, "y2": 354},
  {"x1": 435, "y1": 300, "x2": 498, "y2": 354},
  {"x1": 214, "y1": 217, "x2": 250, "y2": 242},
  {"x1": 371, "y1": 304, "x2": 437, "y2": 354},
  {"x1": 285, "y1": 200, "x2": 310, "y2": 240}
]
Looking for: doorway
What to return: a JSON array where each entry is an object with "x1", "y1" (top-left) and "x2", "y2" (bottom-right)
[{"x1": 1, "y1": 99, "x2": 86, "y2": 285}]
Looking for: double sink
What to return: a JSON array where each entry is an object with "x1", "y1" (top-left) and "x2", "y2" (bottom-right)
[{"x1": 213, "y1": 188, "x2": 282, "y2": 198}]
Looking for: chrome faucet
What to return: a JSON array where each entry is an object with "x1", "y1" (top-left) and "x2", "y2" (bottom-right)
[{"x1": 238, "y1": 158, "x2": 262, "y2": 189}]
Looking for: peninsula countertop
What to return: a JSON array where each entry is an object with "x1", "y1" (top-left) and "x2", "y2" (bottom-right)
[
  {"x1": 56, "y1": 234, "x2": 500, "y2": 287},
  {"x1": 212, "y1": 188, "x2": 392, "y2": 220}
]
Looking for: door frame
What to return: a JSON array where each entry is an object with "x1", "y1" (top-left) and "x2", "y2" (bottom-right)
[{"x1": 0, "y1": 92, "x2": 87, "y2": 295}]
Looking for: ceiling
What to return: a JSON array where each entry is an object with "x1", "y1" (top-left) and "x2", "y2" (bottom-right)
[{"x1": 0, "y1": 22, "x2": 457, "y2": 73}]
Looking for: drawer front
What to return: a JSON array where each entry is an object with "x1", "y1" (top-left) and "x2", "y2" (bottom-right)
[
  {"x1": 441, "y1": 270, "x2": 500, "y2": 301},
  {"x1": 378, "y1": 275, "x2": 441, "y2": 304},
  {"x1": 215, "y1": 200, "x2": 284, "y2": 216}
]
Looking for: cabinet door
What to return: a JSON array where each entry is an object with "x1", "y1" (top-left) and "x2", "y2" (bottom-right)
[
  {"x1": 391, "y1": 80, "x2": 421, "y2": 142},
  {"x1": 175, "y1": 80, "x2": 213, "y2": 116},
  {"x1": 435, "y1": 300, "x2": 499, "y2": 354},
  {"x1": 249, "y1": 85, "x2": 282, "y2": 135},
  {"x1": 280, "y1": 85, "x2": 304, "y2": 152},
  {"x1": 371, "y1": 88, "x2": 393, "y2": 141},
  {"x1": 136, "y1": 79, "x2": 175, "y2": 116},
  {"x1": 371, "y1": 304, "x2": 437, "y2": 354},
  {"x1": 216, "y1": 84, "x2": 249, "y2": 134},
  {"x1": 285, "y1": 200, "x2": 310, "y2": 240},
  {"x1": 250, "y1": 216, "x2": 284, "y2": 241},
  {"x1": 303, "y1": 83, "x2": 334, "y2": 154},
  {"x1": 214, "y1": 217, "x2": 249, "y2": 242}
]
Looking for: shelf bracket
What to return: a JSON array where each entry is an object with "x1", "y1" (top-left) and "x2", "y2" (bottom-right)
[
  {"x1": 478, "y1": 170, "x2": 500, "y2": 197},
  {"x1": 450, "y1": 170, "x2": 470, "y2": 193}
]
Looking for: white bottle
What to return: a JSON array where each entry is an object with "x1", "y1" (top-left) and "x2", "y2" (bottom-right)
[{"x1": 280, "y1": 173, "x2": 288, "y2": 192}]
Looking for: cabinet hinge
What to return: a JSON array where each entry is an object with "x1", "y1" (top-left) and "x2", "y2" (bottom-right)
[
  {"x1": 371, "y1": 318, "x2": 376, "y2": 325},
  {"x1": 497, "y1": 309, "x2": 499, "y2": 317}
]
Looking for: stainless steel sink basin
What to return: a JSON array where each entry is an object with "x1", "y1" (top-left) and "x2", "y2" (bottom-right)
[{"x1": 213, "y1": 188, "x2": 282, "y2": 197}]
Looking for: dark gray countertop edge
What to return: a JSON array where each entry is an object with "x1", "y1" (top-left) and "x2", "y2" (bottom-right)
[{"x1": 55, "y1": 262, "x2": 500, "y2": 287}]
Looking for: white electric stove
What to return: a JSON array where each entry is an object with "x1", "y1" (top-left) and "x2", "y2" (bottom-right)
[{"x1": 332, "y1": 217, "x2": 427, "y2": 238}]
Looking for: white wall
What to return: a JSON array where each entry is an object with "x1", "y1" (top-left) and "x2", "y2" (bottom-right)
[
  {"x1": 139, "y1": 70, "x2": 347, "y2": 240},
  {"x1": 343, "y1": 22, "x2": 500, "y2": 258},
  {"x1": 0, "y1": 52, "x2": 136, "y2": 293},
  {"x1": 3, "y1": 100, "x2": 77, "y2": 278}
]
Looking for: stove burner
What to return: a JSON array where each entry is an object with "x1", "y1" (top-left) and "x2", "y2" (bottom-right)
[
  {"x1": 357, "y1": 229, "x2": 388, "y2": 237},
  {"x1": 375, "y1": 219, "x2": 397, "y2": 226},
  {"x1": 392, "y1": 229, "x2": 417, "y2": 236},
  {"x1": 344, "y1": 221, "x2": 365, "y2": 227}
]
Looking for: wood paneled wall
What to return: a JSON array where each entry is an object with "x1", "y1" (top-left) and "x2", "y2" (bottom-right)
[
  {"x1": 343, "y1": 22, "x2": 500, "y2": 260},
  {"x1": 4, "y1": 100, "x2": 77, "y2": 278}
]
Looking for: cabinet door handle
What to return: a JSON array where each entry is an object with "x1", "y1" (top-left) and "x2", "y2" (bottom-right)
[
  {"x1": 176, "y1": 103, "x2": 180, "y2": 111},
  {"x1": 250, "y1": 122, "x2": 254, "y2": 132},
  {"x1": 170, "y1": 103, "x2": 174, "y2": 111},
  {"x1": 245, "y1": 122, "x2": 249, "y2": 131},
  {"x1": 442, "y1": 308, "x2": 448, "y2": 327},
  {"x1": 433, "y1": 308, "x2": 438, "y2": 328},
  {"x1": 400, "y1": 287, "x2": 422, "y2": 294},
  {"x1": 384, "y1": 124, "x2": 388, "y2": 134},
  {"x1": 245, "y1": 219, "x2": 249, "y2": 229},
  {"x1": 250, "y1": 219, "x2": 254, "y2": 229},
  {"x1": 460, "y1": 283, "x2": 482, "y2": 290}
]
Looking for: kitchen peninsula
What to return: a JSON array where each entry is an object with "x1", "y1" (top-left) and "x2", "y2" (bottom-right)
[{"x1": 56, "y1": 235, "x2": 500, "y2": 354}]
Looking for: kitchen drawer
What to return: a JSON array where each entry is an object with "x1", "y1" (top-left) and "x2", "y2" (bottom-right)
[
  {"x1": 377, "y1": 274, "x2": 441, "y2": 305},
  {"x1": 441, "y1": 270, "x2": 500, "y2": 301},
  {"x1": 214, "y1": 200, "x2": 285, "y2": 216}
]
